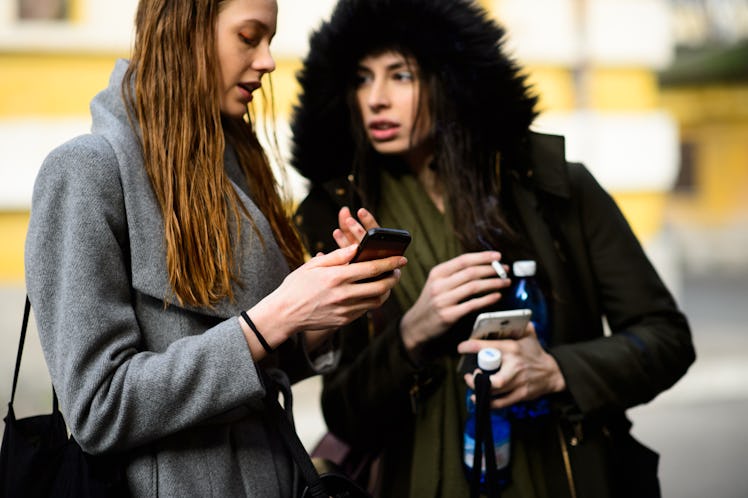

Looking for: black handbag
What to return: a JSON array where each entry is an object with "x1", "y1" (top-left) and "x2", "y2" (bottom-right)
[
  {"x1": 310, "y1": 430, "x2": 380, "y2": 494},
  {"x1": 0, "y1": 297, "x2": 128, "y2": 498},
  {"x1": 260, "y1": 369, "x2": 371, "y2": 498}
]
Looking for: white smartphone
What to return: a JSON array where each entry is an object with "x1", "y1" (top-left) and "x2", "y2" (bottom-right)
[
  {"x1": 456, "y1": 308, "x2": 532, "y2": 374},
  {"x1": 470, "y1": 308, "x2": 532, "y2": 340}
]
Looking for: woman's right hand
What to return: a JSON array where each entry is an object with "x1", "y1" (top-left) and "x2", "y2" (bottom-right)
[
  {"x1": 241, "y1": 244, "x2": 406, "y2": 355},
  {"x1": 399, "y1": 251, "x2": 510, "y2": 361}
]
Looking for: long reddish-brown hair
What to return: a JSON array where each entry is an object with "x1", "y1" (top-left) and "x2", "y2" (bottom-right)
[{"x1": 124, "y1": 0, "x2": 304, "y2": 307}]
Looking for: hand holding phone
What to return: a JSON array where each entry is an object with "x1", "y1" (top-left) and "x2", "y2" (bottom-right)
[
  {"x1": 350, "y1": 227, "x2": 411, "y2": 282},
  {"x1": 456, "y1": 308, "x2": 532, "y2": 374}
]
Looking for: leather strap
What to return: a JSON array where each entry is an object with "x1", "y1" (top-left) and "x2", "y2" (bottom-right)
[
  {"x1": 470, "y1": 371, "x2": 501, "y2": 498},
  {"x1": 259, "y1": 369, "x2": 327, "y2": 498},
  {"x1": 9, "y1": 296, "x2": 30, "y2": 405},
  {"x1": 8, "y1": 296, "x2": 59, "y2": 415}
]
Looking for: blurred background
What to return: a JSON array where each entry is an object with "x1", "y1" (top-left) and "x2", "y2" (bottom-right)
[{"x1": 1, "y1": 0, "x2": 746, "y2": 496}]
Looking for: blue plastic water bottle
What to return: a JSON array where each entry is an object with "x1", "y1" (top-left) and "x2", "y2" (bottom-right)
[
  {"x1": 509, "y1": 260, "x2": 551, "y2": 419},
  {"x1": 511, "y1": 260, "x2": 548, "y2": 345},
  {"x1": 463, "y1": 348, "x2": 511, "y2": 489}
]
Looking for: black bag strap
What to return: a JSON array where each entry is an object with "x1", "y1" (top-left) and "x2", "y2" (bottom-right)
[
  {"x1": 9, "y1": 296, "x2": 59, "y2": 413},
  {"x1": 259, "y1": 369, "x2": 327, "y2": 498},
  {"x1": 9, "y1": 296, "x2": 31, "y2": 406},
  {"x1": 470, "y1": 371, "x2": 501, "y2": 498}
]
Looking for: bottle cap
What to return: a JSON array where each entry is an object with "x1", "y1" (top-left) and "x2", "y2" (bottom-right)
[
  {"x1": 512, "y1": 260, "x2": 537, "y2": 277},
  {"x1": 477, "y1": 348, "x2": 502, "y2": 372}
]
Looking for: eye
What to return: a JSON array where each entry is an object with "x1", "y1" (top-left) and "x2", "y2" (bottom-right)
[
  {"x1": 393, "y1": 70, "x2": 414, "y2": 82},
  {"x1": 355, "y1": 72, "x2": 373, "y2": 87},
  {"x1": 239, "y1": 33, "x2": 259, "y2": 47}
]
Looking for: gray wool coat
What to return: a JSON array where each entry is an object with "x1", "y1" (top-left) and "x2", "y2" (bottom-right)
[{"x1": 24, "y1": 60, "x2": 329, "y2": 497}]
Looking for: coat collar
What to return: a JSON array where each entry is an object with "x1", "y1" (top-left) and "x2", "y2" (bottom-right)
[
  {"x1": 524, "y1": 132, "x2": 572, "y2": 199},
  {"x1": 90, "y1": 60, "x2": 288, "y2": 319}
]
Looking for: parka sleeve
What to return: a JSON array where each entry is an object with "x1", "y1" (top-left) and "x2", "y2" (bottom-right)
[
  {"x1": 321, "y1": 317, "x2": 429, "y2": 447},
  {"x1": 24, "y1": 136, "x2": 264, "y2": 454},
  {"x1": 550, "y1": 163, "x2": 696, "y2": 416}
]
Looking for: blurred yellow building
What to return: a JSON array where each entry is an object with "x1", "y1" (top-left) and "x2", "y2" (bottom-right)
[
  {"x1": 659, "y1": 34, "x2": 748, "y2": 272},
  {"x1": 1, "y1": 0, "x2": 747, "y2": 284}
]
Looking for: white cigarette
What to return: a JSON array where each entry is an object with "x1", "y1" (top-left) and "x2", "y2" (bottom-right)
[{"x1": 491, "y1": 260, "x2": 508, "y2": 279}]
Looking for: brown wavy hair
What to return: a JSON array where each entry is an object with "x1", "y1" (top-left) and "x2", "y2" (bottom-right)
[{"x1": 124, "y1": 0, "x2": 304, "y2": 307}]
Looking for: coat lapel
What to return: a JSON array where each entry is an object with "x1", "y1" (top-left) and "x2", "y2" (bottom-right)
[{"x1": 510, "y1": 133, "x2": 576, "y2": 346}]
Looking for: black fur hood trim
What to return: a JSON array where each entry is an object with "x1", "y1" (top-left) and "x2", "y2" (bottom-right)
[{"x1": 290, "y1": 0, "x2": 538, "y2": 183}]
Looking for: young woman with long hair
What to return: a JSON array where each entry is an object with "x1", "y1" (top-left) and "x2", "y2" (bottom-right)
[{"x1": 24, "y1": 0, "x2": 405, "y2": 495}]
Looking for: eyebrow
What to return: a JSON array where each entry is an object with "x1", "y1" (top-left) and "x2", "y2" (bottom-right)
[{"x1": 357, "y1": 60, "x2": 410, "y2": 72}]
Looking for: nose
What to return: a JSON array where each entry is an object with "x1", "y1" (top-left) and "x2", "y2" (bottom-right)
[
  {"x1": 366, "y1": 78, "x2": 389, "y2": 111},
  {"x1": 253, "y1": 41, "x2": 276, "y2": 75}
]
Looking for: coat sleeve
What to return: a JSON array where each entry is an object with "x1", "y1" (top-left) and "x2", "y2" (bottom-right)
[
  {"x1": 550, "y1": 163, "x2": 696, "y2": 416},
  {"x1": 25, "y1": 135, "x2": 263, "y2": 454}
]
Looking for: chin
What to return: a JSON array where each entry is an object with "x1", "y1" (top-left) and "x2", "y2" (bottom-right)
[
  {"x1": 221, "y1": 106, "x2": 248, "y2": 119},
  {"x1": 372, "y1": 142, "x2": 409, "y2": 156}
]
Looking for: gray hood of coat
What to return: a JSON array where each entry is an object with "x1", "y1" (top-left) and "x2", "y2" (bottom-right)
[{"x1": 89, "y1": 59, "x2": 288, "y2": 318}]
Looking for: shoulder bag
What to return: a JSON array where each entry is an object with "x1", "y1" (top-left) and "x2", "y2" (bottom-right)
[
  {"x1": 310, "y1": 430, "x2": 380, "y2": 494},
  {"x1": 0, "y1": 296, "x2": 128, "y2": 498}
]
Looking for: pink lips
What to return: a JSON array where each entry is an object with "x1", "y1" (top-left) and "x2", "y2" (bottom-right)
[
  {"x1": 368, "y1": 120, "x2": 400, "y2": 141},
  {"x1": 237, "y1": 82, "x2": 260, "y2": 102}
]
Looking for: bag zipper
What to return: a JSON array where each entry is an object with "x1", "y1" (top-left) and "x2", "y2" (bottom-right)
[{"x1": 556, "y1": 423, "x2": 578, "y2": 498}]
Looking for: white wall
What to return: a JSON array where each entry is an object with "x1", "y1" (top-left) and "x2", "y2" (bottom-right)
[
  {"x1": 493, "y1": 0, "x2": 674, "y2": 68},
  {"x1": 533, "y1": 111, "x2": 680, "y2": 192}
]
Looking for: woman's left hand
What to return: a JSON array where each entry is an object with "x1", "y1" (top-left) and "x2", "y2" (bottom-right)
[
  {"x1": 332, "y1": 206, "x2": 380, "y2": 248},
  {"x1": 458, "y1": 323, "x2": 567, "y2": 409}
]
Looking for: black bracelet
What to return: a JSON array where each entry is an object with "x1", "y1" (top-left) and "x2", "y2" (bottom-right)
[{"x1": 240, "y1": 311, "x2": 274, "y2": 354}]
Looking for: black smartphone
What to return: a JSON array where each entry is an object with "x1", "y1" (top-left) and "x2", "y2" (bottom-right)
[{"x1": 350, "y1": 227, "x2": 411, "y2": 282}]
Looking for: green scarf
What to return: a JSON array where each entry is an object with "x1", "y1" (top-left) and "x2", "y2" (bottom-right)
[
  {"x1": 378, "y1": 167, "x2": 470, "y2": 498},
  {"x1": 377, "y1": 166, "x2": 462, "y2": 311},
  {"x1": 377, "y1": 167, "x2": 555, "y2": 498}
]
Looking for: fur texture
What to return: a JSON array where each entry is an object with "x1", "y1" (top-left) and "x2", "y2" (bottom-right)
[{"x1": 290, "y1": 0, "x2": 538, "y2": 182}]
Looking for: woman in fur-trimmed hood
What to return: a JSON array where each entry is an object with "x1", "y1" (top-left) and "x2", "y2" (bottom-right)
[
  {"x1": 292, "y1": 0, "x2": 539, "y2": 258},
  {"x1": 291, "y1": 0, "x2": 537, "y2": 180},
  {"x1": 292, "y1": 0, "x2": 694, "y2": 497}
]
